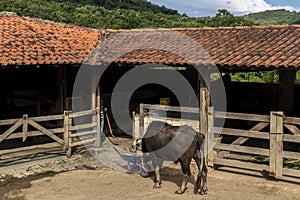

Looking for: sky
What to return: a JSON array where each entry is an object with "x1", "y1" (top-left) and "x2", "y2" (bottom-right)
[{"x1": 148, "y1": 0, "x2": 300, "y2": 17}]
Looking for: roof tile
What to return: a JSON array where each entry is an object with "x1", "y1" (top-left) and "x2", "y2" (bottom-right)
[
  {"x1": 0, "y1": 13, "x2": 99, "y2": 67},
  {"x1": 1, "y1": 12, "x2": 300, "y2": 69},
  {"x1": 98, "y1": 26, "x2": 300, "y2": 69}
]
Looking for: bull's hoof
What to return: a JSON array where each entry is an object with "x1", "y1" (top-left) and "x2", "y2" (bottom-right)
[
  {"x1": 175, "y1": 188, "x2": 187, "y2": 195},
  {"x1": 153, "y1": 182, "x2": 162, "y2": 189},
  {"x1": 199, "y1": 189, "x2": 208, "y2": 195}
]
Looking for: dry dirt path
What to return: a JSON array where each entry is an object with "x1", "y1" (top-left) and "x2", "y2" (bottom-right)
[{"x1": 3, "y1": 165, "x2": 300, "y2": 200}]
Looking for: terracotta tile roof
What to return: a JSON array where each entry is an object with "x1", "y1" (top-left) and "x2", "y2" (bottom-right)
[
  {"x1": 97, "y1": 26, "x2": 300, "y2": 69},
  {"x1": 0, "y1": 12, "x2": 99, "y2": 66},
  {"x1": 1, "y1": 12, "x2": 300, "y2": 69}
]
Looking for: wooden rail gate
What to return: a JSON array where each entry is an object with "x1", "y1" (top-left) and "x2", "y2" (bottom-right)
[
  {"x1": 0, "y1": 109, "x2": 100, "y2": 164},
  {"x1": 209, "y1": 107, "x2": 300, "y2": 178},
  {"x1": 134, "y1": 104, "x2": 300, "y2": 179}
]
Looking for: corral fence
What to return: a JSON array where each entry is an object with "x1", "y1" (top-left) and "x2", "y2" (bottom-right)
[
  {"x1": 209, "y1": 107, "x2": 300, "y2": 178},
  {"x1": 133, "y1": 103, "x2": 199, "y2": 141},
  {"x1": 0, "y1": 109, "x2": 100, "y2": 163},
  {"x1": 134, "y1": 104, "x2": 300, "y2": 178}
]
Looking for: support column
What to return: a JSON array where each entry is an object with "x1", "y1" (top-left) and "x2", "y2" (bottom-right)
[
  {"x1": 96, "y1": 84, "x2": 101, "y2": 148},
  {"x1": 58, "y1": 65, "x2": 67, "y2": 113},
  {"x1": 199, "y1": 70, "x2": 210, "y2": 157},
  {"x1": 91, "y1": 68, "x2": 100, "y2": 152},
  {"x1": 278, "y1": 70, "x2": 296, "y2": 114}
]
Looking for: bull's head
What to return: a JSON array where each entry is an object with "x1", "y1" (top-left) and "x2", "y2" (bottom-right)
[{"x1": 130, "y1": 138, "x2": 142, "y2": 153}]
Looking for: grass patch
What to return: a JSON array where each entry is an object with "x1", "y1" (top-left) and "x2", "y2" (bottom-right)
[{"x1": 255, "y1": 156, "x2": 300, "y2": 170}]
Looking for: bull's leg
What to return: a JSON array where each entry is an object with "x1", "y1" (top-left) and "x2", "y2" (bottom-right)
[
  {"x1": 199, "y1": 156, "x2": 208, "y2": 195},
  {"x1": 151, "y1": 154, "x2": 163, "y2": 188},
  {"x1": 175, "y1": 158, "x2": 191, "y2": 195},
  {"x1": 193, "y1": 151, "x2": 202, "y2": 194},
  {"x1": 195, "y1": 150, "x2": 208, "y2": 195}
]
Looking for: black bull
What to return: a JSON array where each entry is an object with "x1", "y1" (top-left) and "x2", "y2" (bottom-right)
[{"x1": 141, "y1": 121, "x2": 208, "y2": 195}]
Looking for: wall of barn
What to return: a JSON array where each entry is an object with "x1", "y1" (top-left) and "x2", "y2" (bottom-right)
[
  {"x1": 225, "y1": 81, "x2": 300, "y2": 117},
  {"x1": 0, "y1": 67, "x2": 58, "y2": 119}
]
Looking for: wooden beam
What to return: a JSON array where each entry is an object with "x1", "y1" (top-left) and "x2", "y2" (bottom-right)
[
  {"x1": 211, "y1": 127, "x2": 270, "y2": 140},
  {"x1": 284, "y1": 124, "x2": 300, "y2": 135},
  {"x1": 70, "y1": 138, "x2": 96, "y2": 148},
  {"x1": 22, "y1": 114, "x2": 28, "y2": 142},
  {"x1": 28, "y1": 119, "x2": 64, "y2": 145},
  {"x1": 63, "y1": 66, "x2": 67, "y2": 110},
  {"x1": 214, "y1": 158, "x2": 268, "y2": 172},
  {"x1": 214, "y1": 143, "x2": 270, "y2": 156},
  {"x1": 282, "y1": 168, "x2": 300, "y2": 178},
  {"x1": 142, "y1": 104, "x2": 199, "y2": 113},
  {"x1": 58, "y1": 66, "x2": 64, "y2": 113},
  {"x1": 213, "y1": 111, "x2": 270, "y2": 122},
  {"x1": 231, "y1": 122, "x2": 269, "y2": 145},
  {"x1": 91, "y1": 68, "x2": 98, "y2": 149},
  {"x1": 0, "y1": 142, "x2": 62, "y2": 156},
  {"x1": 278, "y1": 70, "x2": 296, "y2": 114},
  {"x1": 0, "y1": 119, "x2": 23, "y2": 142},
  {"x1": 96, "y1": 84, "x2": 101, "y2": 148},
  {"x1": 200, "y1": 70, "x2": 210, "y2": 162},
  {"x1": 69, "y1": 122, "x2": 97, "y2": 131},
  {"x1": 64, "y1": 111, "x2": 71, "y2": 157},
  {"x1": 207, "y1": 107, "x2": 214, "y2": 167},
  {"x1": 139, "y1": 103, "x2": 145, "y2": 138},
  {"x1": 269, "y1": 111, "x2": 283, "y2": 177}
]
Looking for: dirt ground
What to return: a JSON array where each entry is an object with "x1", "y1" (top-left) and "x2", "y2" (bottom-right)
[
  {"x1": 1, "y1": 163, "x2": 300, "y2": 200},
  {"x1": 1, "y1": 137, "x2": 300, "y2": 200}
]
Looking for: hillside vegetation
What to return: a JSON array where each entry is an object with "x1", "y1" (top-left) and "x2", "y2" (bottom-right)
[
  {"x1": 0, "y1": 0, "x2": 254, "y2": 29},
  {"x1": 244, "y1": 9, "x2": 300, "y2": 25},
  {"x1": 50, "y1": 0, "x2": 179, "y2": 15}
]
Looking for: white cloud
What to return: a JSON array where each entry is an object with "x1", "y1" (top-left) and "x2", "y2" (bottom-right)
[
  {"x1": 222, "y1": 0, "x2": 296, "y2": 13},
  {"x1": 148, "y1": 0, "x2": 299, "y2": 16}
]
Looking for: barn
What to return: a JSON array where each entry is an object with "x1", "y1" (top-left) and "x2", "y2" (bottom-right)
[
  {"x1": 0, "y1": 11, "x2": 300, "y2": 178},
  {"x1": 0, "y1": 12, "x2": 100, "y2": 161}
]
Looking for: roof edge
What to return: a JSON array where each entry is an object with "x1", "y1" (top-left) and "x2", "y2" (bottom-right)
[{"x1": 103, "y1": 25, "x2": 300, "y2": 34}]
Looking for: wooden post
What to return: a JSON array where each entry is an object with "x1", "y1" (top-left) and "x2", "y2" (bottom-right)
[
  {"x1": 64, "y1": 111, "x2": 72, "y2": 158},
  {"x1": 90, "y1": 68, "x2": 98, "y2": 149},
  {"x1": 132, "y1": 111, "x2": 137, "y2": 141},
  {"x1": 96, "y1": 84, "x2": 101, "y2": 148},
  {"x1": 63, "y1": 66, "x2": 67, "y2": 110},
  {"x1": 269, "y1": 111, "x2": 284, "y2": 177},
  {"x1": 22, "y1": 114, "x2": 28, "y2": 142},
  {"x1": 139, "y1": 104, "x2": 144, "y2": 138},
  {"x1": 58, "y1": 66, "x2": 64, "y2": 113},
  {"x1": 200, "y1": 73, "x2": 210, "y2": 158},
  {"x1": 207, "y1": 107, "x2": 214, "y2": 167},
  {"x1": 278, "y1": 70, "x2": 296, "y2": 114},
  {"x1": 56, "y1": 65, "x2": 68, "y2": 114}
]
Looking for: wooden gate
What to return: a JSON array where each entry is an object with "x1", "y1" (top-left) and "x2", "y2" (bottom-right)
[
  {"x1": 0, "y1": 109, "x2": 99, "y2": 163},
  {"x1": 208, "y1": 107, "x2": 300, "y2": 178}
]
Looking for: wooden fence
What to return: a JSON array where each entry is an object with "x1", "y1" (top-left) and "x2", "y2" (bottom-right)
[
  {"x1": 133, "y1": 103, "x2": 199, "y2": 141},
  {"x1": 209, "y1": 107, "x2": 300, "y2": 178},
  {"x1": 134, "y1": 104, "x2": 300, "y2": 178},
  {"x1": 0, "y1": 109, "x2": 99, "y2": 162}
]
